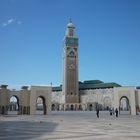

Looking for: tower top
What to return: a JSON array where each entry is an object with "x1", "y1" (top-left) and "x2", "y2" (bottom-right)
[
  {"x1": 65, "y1": 19, "x2": 76, "y2": 37},
  {"x1": 67, "y1": 18, "x2": 75, "y2": 28}
]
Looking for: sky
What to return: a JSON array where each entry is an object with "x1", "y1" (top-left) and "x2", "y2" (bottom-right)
[{"x1": 0, "y1": 0, "x2": 140, "y2": 89}]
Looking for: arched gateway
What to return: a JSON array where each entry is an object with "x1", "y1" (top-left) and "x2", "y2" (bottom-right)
[
  {"x1": 113, "y1": 87, "x2": 136, "y2": 115},
  {"x1": 0, "y1": 85, "x2": 51, "y2": 115},
  {"x1": 119, "y1": 96, "x2": 131, "y2": 114},
  {"x1": 9, "y1": 95, "x2": 19, "y2": 115},
  {"x1": 30, "y1": 86, "x2": 51, "y2": 115}
]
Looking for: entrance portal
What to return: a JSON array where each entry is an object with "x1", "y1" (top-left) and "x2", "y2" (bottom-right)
[
  {"x1": 36, "y1": 96, "x2": 46, "y2": 115},
  {"x1": 89, "y1": 104, "x2": 93, "y2": 111},
  {"x1": 70, "y1": 104, "x2": 74, "y2": 110},
  {"x1": 119, "y1": 96, "x2": 130, "y2": 115},
  {"x1": 8, "y1": 96, "x2": 19, "y2": 115}
]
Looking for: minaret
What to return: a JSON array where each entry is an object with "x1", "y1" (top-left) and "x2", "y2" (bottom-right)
[{"x1": 62, "y1": 19, "x2": 79, "y2": 103}]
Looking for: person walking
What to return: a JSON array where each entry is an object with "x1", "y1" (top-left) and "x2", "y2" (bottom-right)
[
  {"x1": 115, "y1": 108, "x2": 118, "y2": 117},
  {"x1": 109, "y1": 108, "x2": 112, "y2": 116},
  {"x1": 96, "y1": 108, "x2": 99, "y2": 118}
]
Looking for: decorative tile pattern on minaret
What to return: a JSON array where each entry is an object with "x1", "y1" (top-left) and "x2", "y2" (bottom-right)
[{"x1": 62, "y1": 19, "x2": 79, "y2": 103}]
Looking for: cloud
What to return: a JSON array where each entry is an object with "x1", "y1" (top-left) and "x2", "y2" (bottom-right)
[
  {"x1": 8, "y1": 18, "x2": 14, "y2": 24},
  {"x1": 2, "y1": 18, "x2": 22, "y2": 28},
  {"x1": 2, "y1": 18, "x2": 14, "y2": 27}
]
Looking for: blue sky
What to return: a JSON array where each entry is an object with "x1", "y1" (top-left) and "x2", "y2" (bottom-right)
[{"x1": 0, "y1": 0, "x2": 140, "y2": 89}]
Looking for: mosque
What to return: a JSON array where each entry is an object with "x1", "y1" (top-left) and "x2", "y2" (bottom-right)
[{"x1": 0, "y1": 20, "x2": 140, "y2": 115}]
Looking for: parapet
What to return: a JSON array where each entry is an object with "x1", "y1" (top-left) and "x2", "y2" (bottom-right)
[
  {"x1": 1, "y1": 85, "x2": 8, "y2": 89},
  {"x1": 136, "y1": 86, "x2": 140, "y2": 89},
  {"x1": 21, "y1": 86, "x2": 29, "y2": 90}
]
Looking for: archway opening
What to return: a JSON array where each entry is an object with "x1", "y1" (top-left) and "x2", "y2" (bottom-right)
[
  {"x1": 8, "y1": 96, "x2": 19, "y2": 115},
  {"x1": 52, "y1": 104, "x2": 55, "y2": 111},
  {"x1": 36, "y1": 96, "x2": 46, "y2": 115},
  {"x1": 119, "y1": 96, "x2": 130, "y2": 115},
  {"x1": 70, "y1": 104, "x2": 74, "y2": 111},
  {"x1": 89, "y1": 104, "x2": 93, "y2": 111}
]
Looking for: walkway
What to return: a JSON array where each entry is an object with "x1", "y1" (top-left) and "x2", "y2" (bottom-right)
[{"x1": 0, "y1": 111, "x2": 140, "y2": 140}]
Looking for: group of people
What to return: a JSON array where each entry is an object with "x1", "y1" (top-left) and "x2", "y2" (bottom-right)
[
  {"x1": 96, "y1": 107, "x2": 119, "y2": 118},
  {"x1": 109, "y1": 108, "x2": 118, "y2": 117}
]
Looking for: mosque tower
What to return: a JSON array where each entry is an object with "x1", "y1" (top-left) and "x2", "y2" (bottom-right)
[{"x1": 62, "y1": 19, "x2": 79, "y2": 103}]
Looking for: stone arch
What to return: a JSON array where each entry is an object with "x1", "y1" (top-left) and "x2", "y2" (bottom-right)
[
  {"x1": 87, "y1": 103, "x2": 94, "y2": 111},
  {"x1": 30, "y1": 86, "x2": 51, "y2": 115},
  {"x1": 8, "y1": 93, "x2": 22, "y2": 114},
  {"x1": 70, "y1": 104, "x2": 74, "y2": 110},
  {"x1": 119, "y1": 96, "x2": 130, "y2": 115},
  {"x1": 8, "y1": 95, "x2": 20, "y2": 114},
  {"x1": 52, "y1": 104, "x2": 55, "y2": 111},
  {"x1": 113, "y1": 87, "x2": 136, "y2": 115},
  {"x1": 36, "y1": 96, "x2": 46, "y2": 115}
]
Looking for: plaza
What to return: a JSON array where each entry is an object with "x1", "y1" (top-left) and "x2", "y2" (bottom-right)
[{"x1": 0, "y1": 111, "x2": 140, "y2": 140}]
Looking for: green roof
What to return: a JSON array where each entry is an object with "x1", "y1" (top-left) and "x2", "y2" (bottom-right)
[
  {"x1": 79, "y1": 82, "x2": 121, "y2": 90},
  {"x1": 52, "y1": 80, "x2": 121, "y2": 91},
  {"x1": 83, "y1": 80, "x2": 103, "y2": 84},
  {"x1": 52, "y1": 86, "x2": 62, "y2": 91}
]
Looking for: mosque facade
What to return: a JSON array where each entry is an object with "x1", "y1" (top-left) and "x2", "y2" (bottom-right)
[
  {"x1": 52, "y1": 20, "x2": 140, "y2": 115},
  {"x1": 0, "y1": 20, "x2": 140, "y2": 115}
]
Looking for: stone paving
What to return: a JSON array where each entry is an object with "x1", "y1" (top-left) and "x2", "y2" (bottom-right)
[{"x1": 0, "y1": 111, "x2": 140, "y2": 140}]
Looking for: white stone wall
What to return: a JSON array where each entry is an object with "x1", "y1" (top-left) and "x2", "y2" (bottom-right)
[
  {"x1": 52, "y1": 91, "x2": 63, "y2": 103},
  {"x1": 80, "y1": 88, "x2": 114, "y2": 107}
]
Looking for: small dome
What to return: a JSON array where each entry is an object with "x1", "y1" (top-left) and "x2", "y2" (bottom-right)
[{"x1": 67, "y1": 19, "x2": 75, "y2": 28}]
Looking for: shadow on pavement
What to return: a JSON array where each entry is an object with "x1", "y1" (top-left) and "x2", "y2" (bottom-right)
[{"x1": 0, "y1": 120, "x2": 58, "y2": 140}]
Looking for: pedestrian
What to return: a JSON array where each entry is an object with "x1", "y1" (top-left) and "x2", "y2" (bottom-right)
[
  {"x1": 109, "y1": 108, "x2": 112, "y2": 116},
  {"x1": 96, "y1": 108, "x2": 99, "y2": 118},
  {"x1": 115, "y1": 108, "x2": 118, "y2": 117}
]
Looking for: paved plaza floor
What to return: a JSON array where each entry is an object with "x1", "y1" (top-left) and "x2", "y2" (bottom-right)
[{"x1": 0, "y1": 111, "x2": 140, "y2": 140}]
